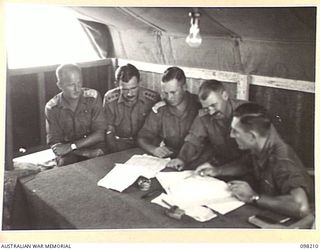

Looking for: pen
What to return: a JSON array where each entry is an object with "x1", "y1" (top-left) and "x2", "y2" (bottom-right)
[{"x1": 161, "y1": 199, "x2": 174, "y2": 208}]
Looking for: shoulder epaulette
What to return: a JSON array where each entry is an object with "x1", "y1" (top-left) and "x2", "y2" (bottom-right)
[
  {"x1": 104, "y1": 88, "x2": 120, "y2": 103},
  {"x1": 46, "y1": 95, "x2": 59, "y2": 109},
  {"x1": 152, "y1": 101, "x2": 166, "y2": 113},
  {"x1": 83, "y1": 88, "x2": 98, "y2": 98},
  {"x1": 142, "y1": 89, "x2": 160, "y2": 102},
  {"x1": 198, "y1": 108, "x2": 209, "y2": 117}
]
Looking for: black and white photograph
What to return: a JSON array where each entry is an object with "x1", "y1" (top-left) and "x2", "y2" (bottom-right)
[{"x1": 1, "y1": 2, "x2": 317, "y2": 240}]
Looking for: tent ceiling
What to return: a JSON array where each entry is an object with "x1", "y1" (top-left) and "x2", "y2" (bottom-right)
[{"x1": 72, "y1": 7, "x2": 315, "y2": 42}]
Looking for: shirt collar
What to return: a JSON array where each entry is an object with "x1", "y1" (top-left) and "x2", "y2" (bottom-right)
[{"x1": 117, "y1": 88, "x2": 144, "y2": 105}]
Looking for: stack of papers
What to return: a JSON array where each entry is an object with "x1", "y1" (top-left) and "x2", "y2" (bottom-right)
[
  {"x1": 153, "y1": 171, "x2": 244, "y2": 219},
  {"x1": 97, "y1": 154, "x2": 170, "y2": 192}
]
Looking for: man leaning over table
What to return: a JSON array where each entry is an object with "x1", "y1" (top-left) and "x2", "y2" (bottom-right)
[
  {"x1": 137, "y1": 66, "x2": 201, "y2": 158},
  {"x1": 103, "y1": 63, "x2": 160, "y2": 153},
  {"x1": 45, "y1": 63, "x2": 106, "y2": 167},
  {"x1": 195, "y1": 102, "x2": 313, "y2": 218},
  {"x1": 166, "y1": 79, "x2": 246, "y2": 171}
]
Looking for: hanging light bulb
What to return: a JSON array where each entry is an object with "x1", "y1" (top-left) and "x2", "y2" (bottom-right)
[{"x1": 186, "y1": 11, "x2": 202, "y2": 48}]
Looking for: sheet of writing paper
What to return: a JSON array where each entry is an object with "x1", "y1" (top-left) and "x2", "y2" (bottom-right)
[
  {"x1": 97, "y1": 164, "x2": 140, "y2": 192},
  {"x1": 125, "y1": 154, "x2": 170, "y2": 178},
  {"x1": 205, "y1": 197, "x2": 244, "y2": 215},
  {"x1": 97, "y1": 154, "x2": 170, "y2": 192},
  {"x1": 155, "y1": 171, "x2": 244, "y2": 214},
  {"x1": 152, "y1": 193, "x2": 217, "y2": 222}
]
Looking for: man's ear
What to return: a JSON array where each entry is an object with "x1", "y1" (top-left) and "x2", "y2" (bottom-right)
[
  {"x1": 56, "y1": 81, "x2": 62, "y2": 90},
  {"x1": 221, "y1": 90, "x2": 229, "y2": 101},
  {"x1": 249, "y1": 130, "x2": 259, "y2": 141}
]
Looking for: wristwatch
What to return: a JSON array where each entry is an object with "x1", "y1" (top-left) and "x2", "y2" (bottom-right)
[
  {"x1": 70, "y1": 143, "x2": 77, "y2": 151},
  {"x1": 250, "y1": 194, "x2": 260, "y2": 204}
]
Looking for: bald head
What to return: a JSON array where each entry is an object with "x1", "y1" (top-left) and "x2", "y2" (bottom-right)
[
  {"x1": 56, "y1": 64, "x2": 82, "y2": 83},
  {"x1": 56, "y1": 64, "x2": 83, "y2": 100}
]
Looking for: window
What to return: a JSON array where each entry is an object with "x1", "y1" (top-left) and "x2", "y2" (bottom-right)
[{"x1": 6, "y1": 4, "x2": 100, "y2": 69}]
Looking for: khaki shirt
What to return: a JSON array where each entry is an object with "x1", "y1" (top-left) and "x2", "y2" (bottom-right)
[
  {"x1": 250, "y1": 126, "x2": 313, "y2": 199},
  {"x1": 138, "y1": 91, "x2": 201, "y2": 156},
  {"x1": 103, "y1": 87, "x2": 160, "y2": 139},
  {"x1": 178, "y1": 99, "x2": 246, "y2": 167},
  {"x1": 45, "y1": 88, "x2": 106, "y2": 145}
]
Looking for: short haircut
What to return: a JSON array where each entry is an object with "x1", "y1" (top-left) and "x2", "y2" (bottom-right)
[
  {"x1": 115, "y1": 64, "x2": 140, "y2": 83},
  {"x1": 198, "y1": 80, "x2": 226, "y2": 100},
  {"x1": 234, "y1": 102, "x2": 272, "y2": 137},
  {"x1": 162, "y1": 67, "x2": 186, "y2": 85},
  {"x1": 56, "y1": 64, "x2": 81, "y2": 81}
]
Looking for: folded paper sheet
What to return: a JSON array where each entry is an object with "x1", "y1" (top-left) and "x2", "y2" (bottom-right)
[
  {"x1": 97, "y1": 154, "x2": 170, "y2": 192},
  {"x1": 156, "y1": 171, "x2": 244, "y2": 215}
]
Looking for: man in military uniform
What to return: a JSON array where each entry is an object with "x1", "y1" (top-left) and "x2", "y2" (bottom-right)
[
  {"x1": 195, "y1": 103, "x2": 313, "y2": 219},
  {"x1": 166, "y1": 79, "x2": 246, "y2": 170},
  {"x1": 45, "y1": 64, "x2": 106, "y2": 166},
  {"x1": 137, "y1": 67, "x2": 201, "y2": 158},
  {"x1": 103, "y1": 63, "x2": 160, "y2": 152}
]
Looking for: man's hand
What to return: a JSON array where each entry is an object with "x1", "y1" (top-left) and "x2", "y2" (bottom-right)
[
  {"x1": 74, "y1": 148, "x2": 104, "y2": 158},
  {"x1": 228, "y1": 180, "x2": 257, "y2": 203},
  {"x1": 152, "y1": 146, "x2": 173, "y2": 158},
  {"x1": 51, "y1": 143, "x2": 72, "y2": 156},
  {"x1": 195, "y1": 162, "x2": 220, "y2": 177},
  {"x1": 166, "y1": 158, "x2": 184, "y2": 171}
]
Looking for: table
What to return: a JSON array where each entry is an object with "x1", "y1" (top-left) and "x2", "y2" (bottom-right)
[{"x1": 12, "y1": 148, "x2": 266, "y2": 229}]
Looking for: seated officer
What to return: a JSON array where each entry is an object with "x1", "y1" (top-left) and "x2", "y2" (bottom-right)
[
  {"x1": 196, "y1": 103, "x2": 313, "y2": 218},
  {"x1": 45, "y1": 64, "x2": 106, "y2": 166},
  {"x1": 103, "y1": 64, "x2": 160, "y2": 152},
  {"x1": 167, "y1": 79, "x2": 245, "y2": 170},
  {"x1": 137, "y1": 67, "x2": 201, "y2": 158}
]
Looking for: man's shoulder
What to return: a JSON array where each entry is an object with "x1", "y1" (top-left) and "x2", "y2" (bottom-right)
[
  {"x1": 45, "y1": 93, "x2": 61, "y2": 110},
  {"x1": 83, "y1": 88, "x2": 99, "y2": 99},
  {"x1": 140, "y1": 87, "x2": 160, "y2": 102},
  {"x1": 151, "y1": 100, "x2": 167, "y2": 114},
  {"x1": 104, "y1": 88, "x2": 120, "y2": 103}
]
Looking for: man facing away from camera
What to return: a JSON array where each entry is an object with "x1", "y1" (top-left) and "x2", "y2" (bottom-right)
[{"x1": 45, "y1": 63, "x2": 106, "y2": 166}]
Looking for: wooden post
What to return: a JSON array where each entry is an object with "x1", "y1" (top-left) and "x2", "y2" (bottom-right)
[
  {"x1": 237, "y1": 74, "x2": 250, "y2": 100},
  {"x1": 37, "y1": 72, "x2": 46, "y2": 146}
]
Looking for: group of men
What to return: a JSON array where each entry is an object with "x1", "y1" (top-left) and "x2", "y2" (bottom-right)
[{"x1": 45, "y1": 63, "x2": 313, "y2": 220}]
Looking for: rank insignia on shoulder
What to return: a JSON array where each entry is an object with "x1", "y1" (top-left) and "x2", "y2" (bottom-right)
[
  {"x1": 83, "y1": 89, "x2": 98, "y2": 98},
  {"x1": 152, "y1": 101, "x2": 166, "y2": 113},
  {"x1": 143, "y1": 90, "x2": 159, "y2": 101},
  {"x1": 105, "y1": 89, "x2": 120, "y2": 103},
  {"x1": 198, "y1": 108, "x2": 209, "y2": 117}
]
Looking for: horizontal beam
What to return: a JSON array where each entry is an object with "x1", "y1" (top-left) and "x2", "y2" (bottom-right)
[
  {"x1": 9, "y1": 59, "x2": 112, "y2": 76},
  {"x1": 250, "y1": 75, "x2": 315, "y2": 94},
  {"x1": 117, "y1": 58, "x2": 315, "y2": 94}
]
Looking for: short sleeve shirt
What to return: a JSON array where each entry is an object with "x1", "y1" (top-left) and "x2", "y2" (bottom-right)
[
  {"x1": 45, "y1": 88, "x2": 106, "y2": 145},
  {"x1": 178, "y1": 99, "x2": 245, "y2": 165},
  {"x1": 251, "y1": 126, "x2": 313, "y2": 198},
  {"x1": 138, "y1": 91, "x2": 201, "y2": 154},
  {"x1": 103, "y1": 87, "x2": 160, "y2": 138}
]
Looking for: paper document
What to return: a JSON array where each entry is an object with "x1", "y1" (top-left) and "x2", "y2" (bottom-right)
[
  {"x1": 98, "y1": 154, "x2": 170, "y2": 192},
  {"x1": 152, "y1": 193, "x2": 217, "y2": 222},
  {"x1": 156, "y1": 171, "x2": 244, "y2": 214}
]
